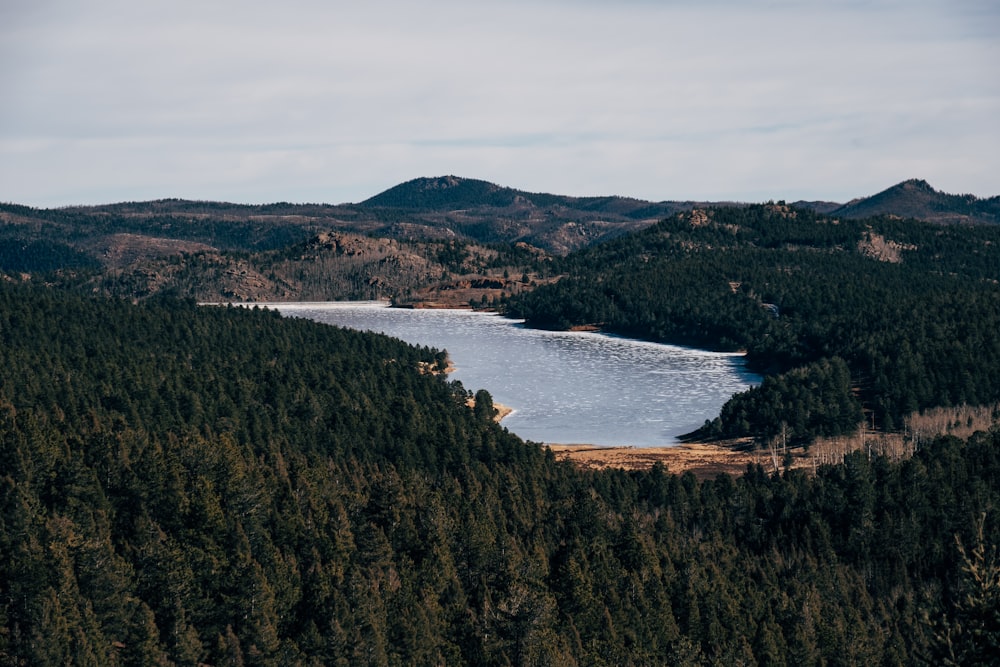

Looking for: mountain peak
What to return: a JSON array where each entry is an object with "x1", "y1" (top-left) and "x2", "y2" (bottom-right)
[
  {"x1": 831, "y1": 179, "x2": 999, "y2": 224},
  {"x1": 360, "y1": 176, "x2": 511, "y2": 209},
  {"x1": 419, "y1": 175, "x2": 469, "y2": 189},
  {"x1": 895, "y1": 178, "x2": 934, "y2": 192}
]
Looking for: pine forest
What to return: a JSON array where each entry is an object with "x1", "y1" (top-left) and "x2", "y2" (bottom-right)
[{"x1": 2, "y1": 190, "x2": 1000, "y2": 665}]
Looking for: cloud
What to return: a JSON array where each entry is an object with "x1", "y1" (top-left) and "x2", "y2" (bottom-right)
[{"x1": 1, "y1": 0, "x2": 997, "y2": 206}]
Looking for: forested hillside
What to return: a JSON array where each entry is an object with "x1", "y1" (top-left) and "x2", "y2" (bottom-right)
[
  {"x1": 0, "y1": 200, "x2": 551, "y2": 304},
  {"x1": 2, "y1": 282, "x2": 999, "y2": 665},
  {"x1": 504, "y1": 204, "x2": 1000, "y2": 443},
  {"x1": 4, "y1": 177, "x2": 994, "y2": 304},
  {"x1": 828, "y1": 179, "x2": 1000, "y2": 224}
]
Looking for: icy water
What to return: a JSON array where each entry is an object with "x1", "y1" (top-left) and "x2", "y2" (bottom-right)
[{"x1": 269, "y1": 302, "x2": 759, "y2": 447}]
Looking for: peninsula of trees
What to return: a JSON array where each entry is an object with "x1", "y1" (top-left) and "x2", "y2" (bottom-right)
[{"x1": 504, "y1": 203, "x2": 1000, "y2": 446}]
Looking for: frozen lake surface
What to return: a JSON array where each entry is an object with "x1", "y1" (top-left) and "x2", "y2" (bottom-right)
[{"x1": 270, "y1": 302, "x2": 760, "y2": 447}]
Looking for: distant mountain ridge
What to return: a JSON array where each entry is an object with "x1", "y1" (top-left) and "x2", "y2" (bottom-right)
[
  {"x1": 361, "y1": 175, "x2": 526, "y2": 209},
  {"x1": 367, "y1": 175, "x2": 999, "y2": 226},
  {"x1": 803, "y1": 178, "x2": 1000, "y2": 224},
  {"x1": 360, "y1": 175, "x2": 688, "y2": 219},
  {"x1": 2, "y1": 175, "x2": 997, "y2": 301}
]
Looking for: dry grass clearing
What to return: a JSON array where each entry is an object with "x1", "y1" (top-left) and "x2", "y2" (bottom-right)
[
  {"x1": 548, "y1": 440, "x2": 759, "y2": 479},
  {"x1": 547, "y1": 403, "x2": 999, "y2": 479}
]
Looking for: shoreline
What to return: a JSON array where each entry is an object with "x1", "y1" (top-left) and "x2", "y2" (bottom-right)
[
  {"x1": 245, "y1": 302, "x2": 753, "y2": 471},
  {"x1": 466, "y1": 396, "x2": 513, "y2": 424}
]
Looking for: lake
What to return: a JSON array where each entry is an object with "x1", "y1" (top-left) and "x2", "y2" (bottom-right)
[{"x1": 267, "y1": 302, "x2": 760, "y2": 447}]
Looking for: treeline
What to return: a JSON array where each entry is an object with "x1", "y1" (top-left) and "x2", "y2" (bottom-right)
[
  {"x1": 504, "y1": 205, "x2": 1000, "y2": 441},
  {"x1": 0, "y1": 238, "x2": 101, "y2": 274},
  {"x1": 1, "y1": 282, "x2": 999, "y2": 664},
  {"x1": 0, "y1": 203, "x2": 320, "y2": 252}
]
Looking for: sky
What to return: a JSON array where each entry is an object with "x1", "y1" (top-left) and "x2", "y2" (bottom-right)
[{"x1": 2, "y1": 0, "x2": 998, "y2": 208}]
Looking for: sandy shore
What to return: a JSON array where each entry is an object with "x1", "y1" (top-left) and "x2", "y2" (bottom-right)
[
  {"x1": 454, "y1": 356, "x2": 756, "y2": 478},
  {"x1": 494, "y1": 403, "x2": 513, "y2": 421},
  {"x1": 466, "y1": 397, "x2": 513, "y2": 423},
  {"x1": 547, "y1": 440, "x2": 763, "y2": 479},
  {"x1": 487, "y1": 403, "x2": 759, "y2": 478}
]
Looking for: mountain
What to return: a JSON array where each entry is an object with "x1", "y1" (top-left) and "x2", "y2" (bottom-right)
[
  {"x1": 2, "y1": 177, "x2": 997, "y2": 303},
  {"x1": 361, "y1": 175, "x2": 526, "y2": 209},
  {"x1": 0, "y1": 199, "x2": 557, "y2": 304},
  {"x1": 358, "y1": 175, "x2": 691, "y2": 254},
  {"x1": 370, "y1": 176, "x2": 1000, "y2": 226},
  {"x1": 0, "y1": 178, "x2": 677, "y2": 259},
  {"x1": 827, "y1": 178, "x2": 1000, "y2": 224},
  {"x1": 361, "y1": 175, "x2": 683, "y2": 217},
  {"x1": 0, "y1": 177, "x2": 690, "y2": 303}
]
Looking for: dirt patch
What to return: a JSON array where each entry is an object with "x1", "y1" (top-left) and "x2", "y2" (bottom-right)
[
  {"x1": 547, "y1": 440, "x2": 767, "y2": 479},
  {"x1": 494, "y1": 403, "x2": 513, "y2": 421},
  {"x1": 551, "y1": 402, "x2": 1000, "y2": 478}
]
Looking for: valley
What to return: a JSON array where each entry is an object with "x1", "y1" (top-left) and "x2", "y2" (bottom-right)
[{"x1": 2, "y1": 175, "x2": 1000, "y2": 664}]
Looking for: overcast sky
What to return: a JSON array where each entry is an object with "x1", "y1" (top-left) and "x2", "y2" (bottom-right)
[{"x1": 2, "y1": 0, "x2": 998, "y2": 207}]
